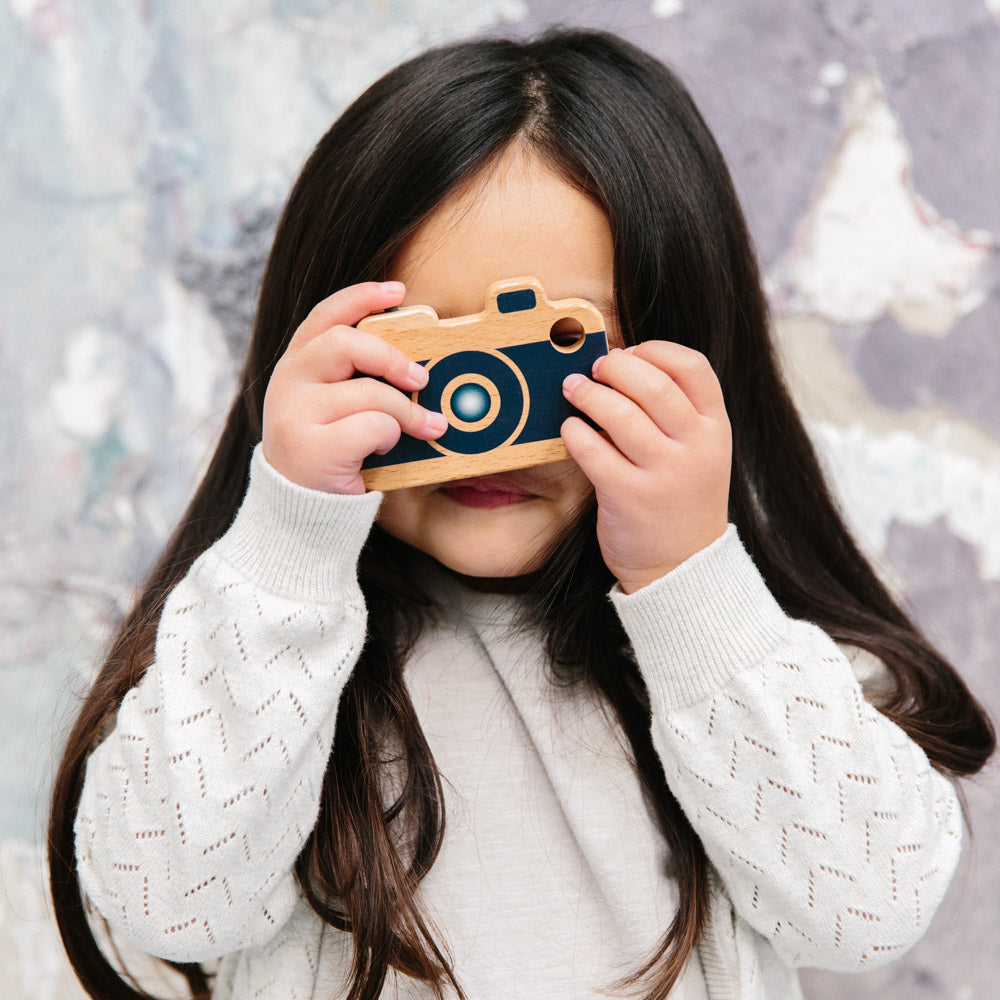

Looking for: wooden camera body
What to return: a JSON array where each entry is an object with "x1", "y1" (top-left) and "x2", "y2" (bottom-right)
[{"x1": 358, "y1": 277, "x2": 609, "y2": 491}]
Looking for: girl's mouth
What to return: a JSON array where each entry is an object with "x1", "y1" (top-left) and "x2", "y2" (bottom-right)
[{"x1": 440, "y1": 475, "x2": 537, "y2": 509}]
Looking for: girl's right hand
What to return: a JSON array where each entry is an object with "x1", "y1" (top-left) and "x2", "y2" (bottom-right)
[{"x1": 262, "y1": 281, "x2": 447, "y2": 494}]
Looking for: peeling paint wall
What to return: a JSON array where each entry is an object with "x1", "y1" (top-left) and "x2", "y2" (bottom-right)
[{"x1": 1, "y1": 2, "x2": 996, "y2": 997}]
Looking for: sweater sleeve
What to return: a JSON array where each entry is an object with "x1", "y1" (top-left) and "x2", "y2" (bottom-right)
[
  {"x1": 610, "y1": 526, "x2": 963, "y2": 972},
  {"x1": 74, "y1": 446, "x2": 382, "y2": 962}
]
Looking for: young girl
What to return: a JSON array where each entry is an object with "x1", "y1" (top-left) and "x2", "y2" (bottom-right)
[{"x1": 49, "y1": 28, "x2": 994, "y2": 1000}]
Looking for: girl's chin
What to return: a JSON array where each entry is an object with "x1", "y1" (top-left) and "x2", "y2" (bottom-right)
[
  {"x1": 436, "y1": 554, "x2": 540, "y2": 581},
  {"x1": 424, "y1": 530, "x2": 549, "y2": 579}
]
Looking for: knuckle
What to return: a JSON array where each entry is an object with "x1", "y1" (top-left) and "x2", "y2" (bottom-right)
[
  {"x1": 267, "y1": 354, "x2": 298, "y2": 390},
  {"x1": 354, "y1": 334, "x2": 407, "y2": 378},
  {"x1": 683, "y1": 349, "x2": 713, "y2": 377},
  {"x1": 617, "y1": 403, "x2": 647, "y2": 436},
  {"x1": 649, "y1": 373, "x2": 677, "y2": 402},
  {"x1": 405, "y1": 399, "x2": 426, "y2": 427},
  {"x1": 318, "y1": 324, "x2": 349, "y2": 354},
  {"x1": 352, "y1": 376, "x2": 382, "y2": 403},
  {"x1": 619, "y1": 402, "x2": 641, "y2": 427},
  {"x1": 361, "y1": 408, "x2": 399, "y2": 440},
  {"x1": 575, "y1": 435, "x2": 603, "y2": 462},
  {"x1": 307, "y1": 294, "x2": 350, "y2": 332},
  {"x1": 304, "y1": 298, "x2": 332, "y2": 327},
  {"x1": 390, "y1": 347, "x2": 416, "y2": 377}
]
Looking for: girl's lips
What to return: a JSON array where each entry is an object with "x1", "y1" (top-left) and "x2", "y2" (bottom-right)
[{"x1": 440, "y1": 475, "x2": 538, "y2": 509}]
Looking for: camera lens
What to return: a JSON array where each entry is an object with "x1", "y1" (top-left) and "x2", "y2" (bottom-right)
[
  {"x1": 451, "y1": 383, "x2": 492, "y2": 423},
  {"x1": 422, "y1": 350, "x2": 528, "y2": 456}
]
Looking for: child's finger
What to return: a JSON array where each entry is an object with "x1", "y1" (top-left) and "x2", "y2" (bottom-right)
[
  {"x1": 286, "y1": 281, "x2": 407, "y2": 351},
  {"x1": 590, "y1": 349, "x2": 700, "y2": 442},
  {"x1": 560, "y1": 414, "x2": 635, "y2": 487},
  {"x1": 320, "y1": 410, "x2": 407, "y2": 463},
  {"x1": 624, "y1": 342, "x2": 727, "y2": 419},
  {"x1": 306, "y1": 378, "x2": 447, "y2": 441},
  {"x1": 292, "y1": 325, "x2": 428, "y2": 392},
  {"x1": 562, "y1": 372, "x2": 668, "y2": 467}
]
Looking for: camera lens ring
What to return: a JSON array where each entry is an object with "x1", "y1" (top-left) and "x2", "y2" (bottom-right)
[
  {"x1": 441, "y1": 374, "x2": 500, "y2": 432},
  {"x1": 421, "y1": 349, "x2": 529, "y2": 457}
]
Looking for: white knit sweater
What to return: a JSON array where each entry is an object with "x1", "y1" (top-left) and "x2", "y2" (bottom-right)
[{"x1": 75, "y1": 448, "x2": 962, "y2": 999}]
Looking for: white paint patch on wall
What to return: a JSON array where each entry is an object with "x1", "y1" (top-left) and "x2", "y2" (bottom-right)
[
  {"x1": 818, "y1": 62, "x2": 848, "y2": 88},
  {"x1": 651, "y1": 0, "x2": 685, "y2": 17},
  {"x1": 812, "y1": 420, "x2": 1000, "y2": 580},
  {"x1": 50, "y1": 327, "x2": 126, "y2": 442},
  {"x1": 811, "y1": 61, "x2": 848, "y2": 105},
  {"x1": 154, "y1": 276, "x2": 234, "y2": 433},
  {"x1": 48, "y1": 276, "x2": 232, "y2": 455},
  {"x1": 773, "y1": 76, "x2": 993, "y2": 331},
  {"x1": 152, "y1": 275, "x2": 236, "y2": 475}
]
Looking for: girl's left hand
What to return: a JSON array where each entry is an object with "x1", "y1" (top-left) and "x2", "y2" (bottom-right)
[{"x1": 560, "y1": 342, "x2": 732, "y2": 594}]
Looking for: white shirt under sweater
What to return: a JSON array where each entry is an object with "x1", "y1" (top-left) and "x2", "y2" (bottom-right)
[{"x1": 75, "y1": 447, "x2": 963, "y2": 999}]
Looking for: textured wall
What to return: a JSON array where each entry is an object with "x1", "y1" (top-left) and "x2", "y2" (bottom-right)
[{"x1": 1, "y1": 2, "x2": 997, "y2": 998}]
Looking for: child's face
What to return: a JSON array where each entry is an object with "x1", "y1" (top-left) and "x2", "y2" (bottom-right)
[{"x1": 375, "y1": 145, "x2": 616, "y2": 579}]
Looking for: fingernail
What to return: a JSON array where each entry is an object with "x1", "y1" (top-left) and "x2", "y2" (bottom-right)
[
  {"x1": 563, "y1": 373, "x2": 586, "y2": 393},
  {"x1": 409, "y1": 362, "x2": 429, "y2": 387},
  {"x1": 427, "y1": 411, "x2": 448, "y2": 433},
  {"x1": 591, "y1": 354, "x2": 606, "y2": 376},
  {"x1": 381, "y1": 281, "x2": 405, "y2": 295}
]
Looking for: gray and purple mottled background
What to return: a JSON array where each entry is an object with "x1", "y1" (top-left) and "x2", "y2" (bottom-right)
[{"x1": 1, "y1": 1, "x2": 997, "y2": 997}]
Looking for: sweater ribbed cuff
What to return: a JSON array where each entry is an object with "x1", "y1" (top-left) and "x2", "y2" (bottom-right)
[
  {"x1": 610, "y1": 525, "x2": 790, "y2": 710},
  {"x1": 213, "y1": 445, "x2": 383, "y2": 602}
]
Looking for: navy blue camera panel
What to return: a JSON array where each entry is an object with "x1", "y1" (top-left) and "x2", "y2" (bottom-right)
[
  {"x1": 504, "y1": 335, "x2": 606, "y2": 444},
  {"x1": 495, "y1": 288, "x2": 537, "y2": 314}
]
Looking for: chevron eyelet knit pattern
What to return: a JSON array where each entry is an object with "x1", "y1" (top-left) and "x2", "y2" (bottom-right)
[{"x1": 75, "y1": 448, "x2": 962, "y2": 999}]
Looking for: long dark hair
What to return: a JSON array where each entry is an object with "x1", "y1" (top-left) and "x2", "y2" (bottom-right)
[{"x1": 49, "y1": 28, "x2": 995, "y2": 1000}]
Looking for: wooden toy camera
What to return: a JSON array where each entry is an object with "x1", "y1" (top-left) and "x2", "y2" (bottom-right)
[{"x1": 358, "y1": 277, "x2": 609, "y2": 491}]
